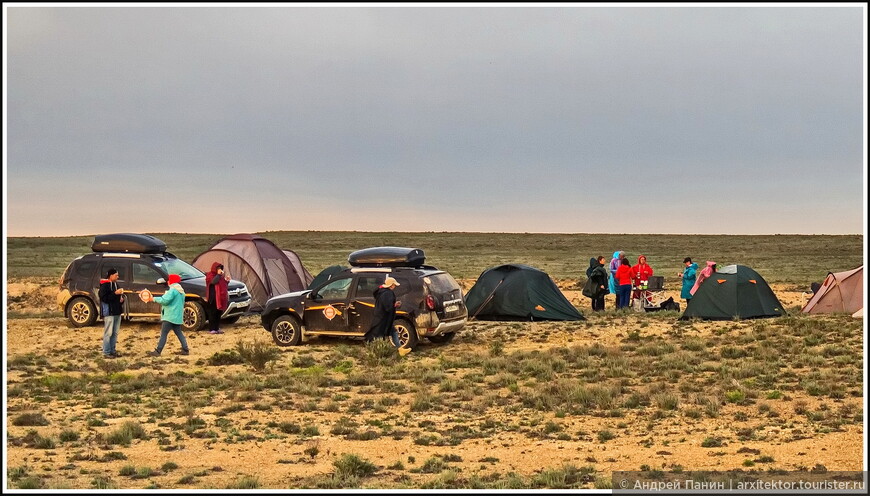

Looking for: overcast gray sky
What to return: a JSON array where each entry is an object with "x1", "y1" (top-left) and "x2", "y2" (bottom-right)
[{"x1": 4, "y1": 4, "x2": 866, "y2": 236}]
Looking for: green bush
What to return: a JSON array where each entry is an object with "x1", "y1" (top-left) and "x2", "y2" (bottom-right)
[
  {"x1": 333, "y1": 453, "x2": 378, "y2": 479},
  {"x1": 207, "y1": 349, "x2": 245, "y2": 366},
  {"x1": 12, "y1": 413, "x2": 49, "y2": 426},
  {"x1": 235, "y1": 340, "x2": 281, "y2": 372}
]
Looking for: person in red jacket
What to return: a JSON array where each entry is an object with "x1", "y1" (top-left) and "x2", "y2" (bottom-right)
[
  {"x1": 205, "y1": 262, "x2": 230, "y2": 334},
  {"x1": 630, "y1": 255, "x2": 654, "y2": 302},
  {"x1": 615, "y1": 258, "x2": 633, "y2": 309}
]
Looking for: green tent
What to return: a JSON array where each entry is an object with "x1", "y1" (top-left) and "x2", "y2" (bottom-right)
[
  {"x1": 680, "y1": 265, "x2": 785, "y2": 320},
  {"x1": 465, "y1": 264, "x2": 584, "y2": 321}
]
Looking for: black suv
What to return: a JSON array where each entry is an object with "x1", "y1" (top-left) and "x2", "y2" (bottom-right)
[
  {"x1": 58, "y1": 234, "x2": 252, "y2": 332},
  {"x1": 260, "y1": 247, "x2": 467, "y2": 350}
]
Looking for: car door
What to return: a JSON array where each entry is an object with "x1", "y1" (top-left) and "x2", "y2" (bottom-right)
[
  {"x1": 97, "y1": 260, "x2": 131, "y2": 317},
  {"x1": 303, "y1": 276, "x2": 352, "y2": 333},
  {"x1": 127, "y1": 261, "x2": 166, "y2": 317},
  {"x1": 347, "y1": 274, "x2": 383, "y2": 334}
]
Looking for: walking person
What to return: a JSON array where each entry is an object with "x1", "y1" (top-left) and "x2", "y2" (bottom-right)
[
  {"x1": 141, "y1": 274, "x2": 190, "y2": 356},
  {"x1": 690, "y1": 261, "x2": 717, "y2": 296},
  {"x1": 204, "y1": 262, "x2": 230, "y2": 334},
  {"x1": 583, "y1": 256, "x2": 609, "y2": 311},
  {"x1": 364, "y1": 276, "x2": 410, "y2": 356},
  {"x1": 678, "y1": 257, "x2": 698, "y2": 302},
  {"x1": 99, "y1": 268, "x2": 125, "y2": 358},
  {"x1": 615, "y1": 258, "x2": 633, "y2": 309}
]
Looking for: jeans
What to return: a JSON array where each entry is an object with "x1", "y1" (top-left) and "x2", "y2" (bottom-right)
[
  {"x1": 155, "y1": 321, "x2": 189, "y2": 353},
  {"x1": 102, "y1": 315, "x2": 121, "y2": 355},
  {"x1": 616, "y1": 284, "x2": 632, "y2": 309}
]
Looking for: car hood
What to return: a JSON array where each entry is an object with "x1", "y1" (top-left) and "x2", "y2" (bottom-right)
[{"x1": 265, "y1": 289, "x2": 311, "y2": 307}]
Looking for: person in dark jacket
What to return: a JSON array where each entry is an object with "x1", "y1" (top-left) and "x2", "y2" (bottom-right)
[
  {"x1": 365, "y1": 276, "x2": 410, "y2": 356},
  {"x1": 99, "y1": 268, "x2": 125, "y2": 358},
  {"x1": 583, "y1": 256, "x2": 609, "y2": 311},
  {"x1": 204, "y1": 262, "x2": 230, "y2": 334}
]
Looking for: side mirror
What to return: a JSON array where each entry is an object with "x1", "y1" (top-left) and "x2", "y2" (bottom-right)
[
  {"x1": 156, "y1": 278, "x2": 166, "y2": 285},
  {"x1": 310, "y1": 293, "x2": 320, "y2": 301}
]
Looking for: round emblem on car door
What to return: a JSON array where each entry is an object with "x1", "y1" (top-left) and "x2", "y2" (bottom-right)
[{"x1": 323, "y1": 305, "x2": 337, "y2": 320}]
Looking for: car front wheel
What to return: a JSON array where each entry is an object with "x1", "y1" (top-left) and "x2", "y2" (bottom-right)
[
  {"x1": 183, "y1": 300, "x2": 206, "y2": 332},
  {"x1": 68, "y1": 297, "x2": 97, "y2": 327},
  {"x1": 393, "y1": 318, "x2": 419, "y2": 350},
  {"x1": 271, "y1": 315, "x2": 302, "y2": 346}
]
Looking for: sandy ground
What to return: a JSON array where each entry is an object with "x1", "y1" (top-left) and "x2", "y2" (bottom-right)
[{"x1": 4, "y1": 280, "x2": 864, "y2": 489}]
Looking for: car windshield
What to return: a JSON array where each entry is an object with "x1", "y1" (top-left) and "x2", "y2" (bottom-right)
[{"x1": 154, "y1": 258, "x2": 204, "y2": 280}]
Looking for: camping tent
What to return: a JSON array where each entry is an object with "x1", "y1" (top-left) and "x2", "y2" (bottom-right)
[
  {"x1": 465, "y1": 264, "x2": 584, "y2": 321},
  {"x1": 192, "y1": 234, "x2": 313, "y2": 312},
  {"x1": 801, "y1": 266, "x2": 863, "y2": 315},
  {"x1": 680, "y1": 265, "x2": 785, "y2": 320}
]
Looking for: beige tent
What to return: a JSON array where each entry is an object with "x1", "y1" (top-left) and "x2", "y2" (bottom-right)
[
  {"x1": 852, "y1": 308, "x2": 863, "y2": 318},
  {"x1": 801, "y1": 266, "x2": 863, "y2": 315},
  {"x1": 192, "y1": 234, "x2": 313, "y2": 312}
]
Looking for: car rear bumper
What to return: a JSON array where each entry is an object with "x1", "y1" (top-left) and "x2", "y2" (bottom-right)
[{"x1": 420, "y1": 317, "x2": 466, "y2": 337}]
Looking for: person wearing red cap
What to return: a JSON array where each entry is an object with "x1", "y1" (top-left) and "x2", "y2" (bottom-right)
[{"x1": 141, "y1": 273, "x2": 190, "y2": 356}]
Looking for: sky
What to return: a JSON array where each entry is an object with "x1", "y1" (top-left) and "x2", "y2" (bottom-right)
[{"x1": 3, "y1": 3, "x2": 867, "y2": 236}]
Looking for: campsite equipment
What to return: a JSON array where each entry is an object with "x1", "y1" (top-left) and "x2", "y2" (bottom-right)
[
  {"x1": 348, "y1": 247, "x2": 426, "y2": 267},
  {"x1": 465, "y1": 264, "x2": 584, "y2": 321},
  {"x1": 679, "y1": 265, "x2": 784, "y2": 320},
  {"x1": 91, "y1": 233, "x2": 167, "y2": 253},
  {"x1": 801, "y1": 266, "x2": 863, "y2": 315},
  {"x1": 192, "y1": 234, "x2": 313, "y2": 313}
]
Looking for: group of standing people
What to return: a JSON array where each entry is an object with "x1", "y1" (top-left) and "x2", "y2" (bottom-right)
[
  {"x1": 97, "y1": 262, "x2": 231, "y2": 358},
  {"x1": 582, "y1": 252, "x2": 718, "y2": 311}
]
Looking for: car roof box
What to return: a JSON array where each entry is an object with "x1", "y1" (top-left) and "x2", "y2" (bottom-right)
[
  {"x1": 91, "y1": 233, "x2": 167, "y2": 254},
  {"x1": 348, "y1": 247, "x2": 426, "y2": 267}
]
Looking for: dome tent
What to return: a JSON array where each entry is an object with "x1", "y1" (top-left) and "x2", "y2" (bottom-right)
[
  {"x1": 465, "y1": 264, "x2": 584, "y2": 321},
  {"x1": 680, "y1": 264, "x2": 785, "y2": 321},
  {"x1": 801, "y1": 265, "x2": 863, "y2": 315},
  {"x1": 192, "y1": 234, "x2": 313, "y2": 312}
]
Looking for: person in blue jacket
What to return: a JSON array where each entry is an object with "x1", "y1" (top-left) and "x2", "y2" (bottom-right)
[
  {"x1": 142, "y1": 274, "x2": 190, "y2": 356},
  {"x1": 608, "y1": 251, "x2": 623, "y2": 296},
  {"x1": 678, "y1": 257, "x2": 698, "y2": 302}
]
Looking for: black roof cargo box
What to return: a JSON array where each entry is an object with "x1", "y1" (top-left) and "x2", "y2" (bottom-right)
[
  {"x1": 91, "y1": 233, "x2": 167, "y2": 253},
  {"x1": 348, "y1": 247, "x2": 425, "y2": 267}
]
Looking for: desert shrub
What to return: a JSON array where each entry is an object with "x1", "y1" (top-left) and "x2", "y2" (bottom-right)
[
  {"x1": 362, "y1": 339, "x2": 399, "y2": 367},
  {"x1": 161, "y1": 462, "x2": 179, "y2": 472},
  {"x1": 333, "y1": 453, "x2": 378, "y2": 479},
  {"x1": 701, "y1": 437, "x2": 724, "y2": 448},
  {"x1": 59, "y1": 429, "x2": 80, "y2": 442},
  {"x1": 597, "y1": 430, "x2": 615, "y2": 443},
  {"x1": 105, "y1": 421, "x2": 147, "y2": 446},
  {"x1": 12, "y1": 412, "x2": 49, "y2": 426},
  {"x1": 235, "y1": 340, "x2": 281, "y2": 373},
  {"x1": 227, "y1": 475, "x2": 260, "y2": 489},
  {"x1": 207, "y1": 349, "x2": 244, "y2": 366}
]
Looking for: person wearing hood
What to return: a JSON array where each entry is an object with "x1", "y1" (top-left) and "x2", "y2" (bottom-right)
[
  {"x1": 583, "y1": 256, "x2": 609, "y2": 311},
  {"x1": 204, "y1": 262, "x2": 230, "y2": 334},
  {"x1": 630, "y1": 255, "x2": 654, "y2": 303},
  {"x1": 142, "y1": 274, "x2": 190, "y2": 356},
  {"x1": 678, "y1": 257, "x2": 698, "y2": 301},
  {"x1": 608, "y1": 251, "x2": 623, "y2": 297},
  {"x1": 98, "y1": 268, "x2": 125, "y2": 358},
  {"x1": 689, "y1": 261, "x2": 717, "y2": 296},
  {"x1": 364, "y1": 276, "x2": 410, "y2": 356}
]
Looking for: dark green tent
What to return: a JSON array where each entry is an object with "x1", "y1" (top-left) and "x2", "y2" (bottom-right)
[
  {"x1": 680, "y1": 265, "x2": 785, "y2": 320},
  {"x1": 465, "y1": 264, "x2": 584, "y2": 321}
]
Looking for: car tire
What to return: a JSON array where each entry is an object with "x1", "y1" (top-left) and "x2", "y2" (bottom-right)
[
  {"x1": 393, "y1": 318, "x2": 419, "y2": 350},
  {"x1": 427, "y1": 332, "x2": 456, "y2": 344},
  {"x1": 271, "y1": 315, "x2": 302, "y2": 346},
  {"x1": 183, "y1": 300, "x2": 206, "y2": 332},
  {"x1": 68, "y1": 297, "x2": 97, "y2": 327}
]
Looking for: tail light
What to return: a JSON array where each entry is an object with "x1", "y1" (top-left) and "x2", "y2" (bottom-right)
[{"x1": 425, "y1": 295, "x2": 436, "y2": 311}]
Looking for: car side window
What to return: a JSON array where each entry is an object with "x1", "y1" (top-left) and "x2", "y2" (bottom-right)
[
  {"x1": 100, "y1": 263, "x2": 128, "y2": 282},
  {"x1": 355, "y1": 276, "x2": 381, "y2": 298},
  {"x1": 132, "y1": 263, "x2": 163, "y2": 284},
  {"x1": 318, "y1": 278, "x2": 352, "y2": 300},
  {"x1": 76, "y1": 261, "x2": 97, "y2": 279}
]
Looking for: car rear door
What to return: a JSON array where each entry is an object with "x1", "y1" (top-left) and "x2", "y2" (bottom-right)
[
  {"x1": 127, "y1": 261, "x2": 165, "y2": 317},
  {"x1": 303, "y1": 276, "x2": 352, "y2": 333},
  {"x1": 347, "y1": 274, "x2": 383, "y2": 334}
]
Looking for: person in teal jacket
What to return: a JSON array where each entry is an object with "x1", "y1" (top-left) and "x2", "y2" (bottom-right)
[
  {"x1": 142, "y1": 274, "x2": 190, "y2": 356},
  {"x1": 678, "y1": 257, "x2": 698, "y2": 301}
]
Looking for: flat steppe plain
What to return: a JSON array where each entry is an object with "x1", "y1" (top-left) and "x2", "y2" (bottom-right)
[{"x1": 5, "y1": 232, "x2": 865, "y2": 489}]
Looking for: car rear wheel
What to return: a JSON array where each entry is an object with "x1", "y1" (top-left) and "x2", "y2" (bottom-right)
[
  {"x1": 393, "y1": 318, "x2": 419, "y2": 350},
  {"x1": 427, "y1": 332, "x2": 456, "y2": 344},
  {"x1": 271, "y1": 315, "x2": 302, "y2": 346},
  {"x1": 68, "y1": 297, "x2": 97, "y2": 327},
  {"x1": 183, "y1": 300, "x2": 206, "y2": 332}
]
